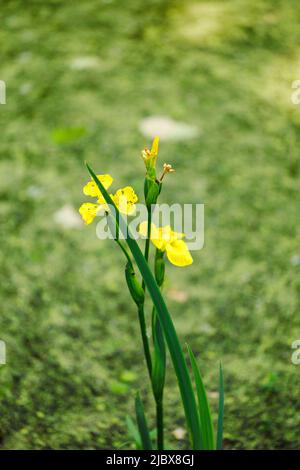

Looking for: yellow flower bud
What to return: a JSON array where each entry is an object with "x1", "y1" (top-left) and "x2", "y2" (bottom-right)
[{"x1": 141, "y1": 136, "x2": 159, "y2": 179}]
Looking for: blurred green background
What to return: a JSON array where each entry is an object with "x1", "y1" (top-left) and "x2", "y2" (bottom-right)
[{"x1": 1, "y1": 0, "x2": 300, "y2": 449}]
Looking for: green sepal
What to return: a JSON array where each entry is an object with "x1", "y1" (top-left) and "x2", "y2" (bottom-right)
[{"x1": 144, "y1": 176, "x2": 160, "y2": 208}]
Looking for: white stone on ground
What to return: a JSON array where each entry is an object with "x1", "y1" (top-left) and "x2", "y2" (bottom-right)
[
  {"x1": 139, "y1": 116, "x2": 199, "y2": 141},
  {"x1": 70, "y1": 56, "x2": 101, "y2": 70},
  {"x1": 167, "y1": 288, "x2": 189, "y2": 303},
  {"x1": 290, "y1": 254, "x2": 300, "y2": 266},
  {"x1": 172, "y1": 427, "x2": 187, "y2": 440},
  {"x1": 53, "y1": 204, "x2": 83, "y2": 228}
]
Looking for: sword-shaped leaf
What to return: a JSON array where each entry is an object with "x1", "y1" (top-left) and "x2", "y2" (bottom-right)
[
  {"x1": 187, "y1": 344, "x2": 215, "y2": 450},
  {"x1": 216, "y1": 363, "x2": 224, "y2": 450},
  {"x1": 135, "y1": 393, "x2": 152, "y2": 450}
]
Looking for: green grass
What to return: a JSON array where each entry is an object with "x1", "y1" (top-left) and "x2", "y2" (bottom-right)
[{"x1": 0, "y1": 0, "x2": 300, "y2": 449}]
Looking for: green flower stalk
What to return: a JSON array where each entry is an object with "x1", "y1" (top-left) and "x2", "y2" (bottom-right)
[
  {"x1": 152, "y1": 249, "x2": 166, "y2": 449},
  {"x1": 78, "y1": 139, "x2": 224, "y2": 450}
]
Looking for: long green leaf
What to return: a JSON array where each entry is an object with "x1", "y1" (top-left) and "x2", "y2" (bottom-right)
[
  {"x1": 151, "y1": 308, "x2": 166, "y2": 403},
  {"x1": 216, "y1": 363, "x2": 224, "y2": 450},
  {"x1": 86, "y1": 164, "x2": 202, "y2": 449},
  {"x1": 135, "y1": 393, "x2": 152, "y2": 450},
  {"x1": 187, "y1": 345, "x2": 214, "y2": 450},
  {"x1": 126, "y1": 415, "x2": 142, "y2": 450}
]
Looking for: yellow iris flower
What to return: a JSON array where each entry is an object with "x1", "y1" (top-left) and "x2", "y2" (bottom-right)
[
  {"x1": 139, "y1": 222, "x2": 193, "y2": 267},
  {"x1": 79, "y1": 174, "x2": 138, "y2": 224}
]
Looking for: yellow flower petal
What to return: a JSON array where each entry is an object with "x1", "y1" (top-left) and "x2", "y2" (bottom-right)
[
  {"x1": 138, "y1": 221, "x2": 161, "y2": 245},
  {"x1": 141, "y1": 137, "x2": 159, "y2": 178},
  {"x1": 158, "y1": 225, "x2": 184, "y2": 243},
  {"x1": 138, "y1": 220, "x2": 148, "y2": 237},
  {"x1": 83, "y1": 174, "x2": 113, "y2": 199},
  {"x1": 143, "y1": 223, "x2": 165, "y2": 250},
  {"x1": 97, "y1": 194, "x2": 106, "y2": 205},
  {"x1": 165, "y1": 240, "x2": 193, "y2": 267},
  {"x1": 112, "y1": 186, "x2": 138, "y2": 215},
  {"x1": 139, "y1": 222, "x2": 184, "y2": 251},
  {"x1": 79, "y1": 202, "x2": 99, "y2": 225},
  {"x1": 151, "y1": 136, "x2": 159, "y2": 156}
]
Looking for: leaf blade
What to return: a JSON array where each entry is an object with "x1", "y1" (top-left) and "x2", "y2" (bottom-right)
[
  {"x1": 151, "y1": 309, "x2": 166, "y2": 403},
  {"x1": 187, "y1": 345, "x2": 215, "y2": 450},
  {"x1": 126, "y1": 415, "x2": 142, "y2": 450},
  {"x1": 135, "y1": 393, "x2": 152, "y2": 450},
  {"x1": 216, "y1": 362, "x2": 224, "y2": 450}
]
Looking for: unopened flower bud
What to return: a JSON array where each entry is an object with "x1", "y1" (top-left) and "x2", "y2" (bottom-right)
[
  {"x1": 125, "y1": 263, "x2": 145, "y2": 306},
  {"x1": 141, "y1": 136, "x2": 159, "y2": 180},
  {"x1": 144, "y1": 176, "x2": 161, "y2": 208},
  {"x1": 155, "y1": 249, "x2": 165, "y2": 287}
]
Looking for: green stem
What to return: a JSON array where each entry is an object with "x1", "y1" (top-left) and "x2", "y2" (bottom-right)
[
  {"x1": 143, "y1": 207, "x2": 165, "y2": 450},
  {"x1": 110, "y1": 207, "x2": 163, "y2": 449},
  {"x1": 138, "y1": 205, "x2": 153, "y2": 378},
  {"x1": 138, "y1": 304, "x2": 152, "y2": 378},
  {"x1": 142, "y1": 207, "x2": 152, "y2": 291},
  {"x1": 145, "y1": 207, "x2": 152, "y2": 263},
  {"x1": 156, "y1": 400, "x2": 164, "y2": 450},
  {"x1": 115, "y1": 239, "x2": 133, "y2": 267},
  {"x1": 114, "y1": 237, "x2": 152, "y2": 378},
  {"x1": 152, "y1": 305, "x2": 165, "y2": 450},
  {"x1": 153, "y1": 264, "x2": 166, "y2": 451},
  {"x1": 136, "y1": 205, "x2": 153, "y2": 378}
]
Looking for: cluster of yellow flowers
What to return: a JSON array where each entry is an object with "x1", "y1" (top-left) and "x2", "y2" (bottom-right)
[
  {"x1": 79, "y1": 138, "x2": 193, "y2": 267},
  {"x1": 79, "y1": 175, "x2": 138, "y2": 224}
]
